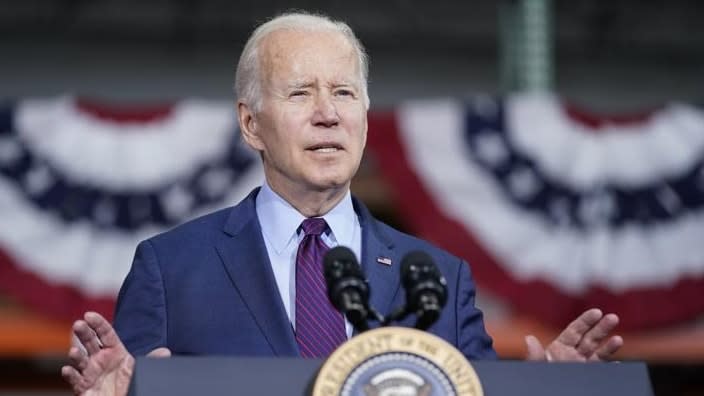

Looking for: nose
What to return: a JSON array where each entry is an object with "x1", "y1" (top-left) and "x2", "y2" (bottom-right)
[{"x1": 312, "y1": 93, "x2": 340, "y2": 127}]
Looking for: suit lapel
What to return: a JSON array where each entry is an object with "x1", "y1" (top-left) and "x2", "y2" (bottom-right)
[
  {"x1": 215, "y1": 189, "x2": 299, "y2": 356},
  {"x1": 353, "y1": 197, "x2": 402, "y2": 321}
]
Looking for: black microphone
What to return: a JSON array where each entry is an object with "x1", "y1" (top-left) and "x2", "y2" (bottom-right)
[
  {"x1": 323, "y1": 246, "x2": 374, "y2": 332},
  {"x1": 400, "y1": 251, "x2": 448, "y2": 330}
]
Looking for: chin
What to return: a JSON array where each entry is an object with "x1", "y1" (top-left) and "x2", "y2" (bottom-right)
[
  {"x1": 308, "y1": 176, "x2": 351, "y2": 192},
  {"x1": 307, "y1": 166, "x2": 355, "y2": 186}
]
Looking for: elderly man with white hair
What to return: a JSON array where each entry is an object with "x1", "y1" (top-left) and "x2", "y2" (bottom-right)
[{"x1": 62, "y1": 11, "x2": 623, "y2": 395}]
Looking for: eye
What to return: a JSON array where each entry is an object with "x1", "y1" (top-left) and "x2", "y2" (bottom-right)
[
  {"x1": 335, "y1": 89, "x2": 355, "y2": 97},
  {"x1": 290, "y1": 90, "x2": 308, "y2": 97}
]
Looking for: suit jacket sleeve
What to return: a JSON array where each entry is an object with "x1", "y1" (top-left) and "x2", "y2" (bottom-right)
[
  {"x1": 455, "y1": 258, "x2": 497, "y2": 360},
  {"x1": 113, "y1": 240, "x2": 167, "y2": 355}
]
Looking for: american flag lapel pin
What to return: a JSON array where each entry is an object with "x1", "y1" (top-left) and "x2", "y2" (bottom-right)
[{"x1": 376, "y1": 256, "x2": 392, "y2": 266}]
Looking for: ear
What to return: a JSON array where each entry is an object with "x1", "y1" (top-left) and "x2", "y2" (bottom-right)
[{"x1": 237, "y1": 101, "x2": 264, "y2": 151}]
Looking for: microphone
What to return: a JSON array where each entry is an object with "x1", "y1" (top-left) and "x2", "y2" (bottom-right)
[
  {"x1": 400, "y1": 251, "x2": 448, "y2": 330},
  {"x1": 323, "y1": 246, "x2": 376, "y2": 332}
]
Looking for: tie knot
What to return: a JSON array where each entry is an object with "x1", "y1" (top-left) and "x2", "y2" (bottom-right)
[{"x1": 301, "y1": 217, "x2": 328, "y2": 236}]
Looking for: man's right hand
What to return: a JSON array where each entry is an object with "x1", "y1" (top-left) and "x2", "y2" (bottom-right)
[{"x1": 61, "y1": 312, "x2": 171, "y2": 396}]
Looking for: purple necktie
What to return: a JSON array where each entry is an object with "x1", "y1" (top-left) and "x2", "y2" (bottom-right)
[{"x1": 295, "y1": 218, "x2": 346, "y2": 358}]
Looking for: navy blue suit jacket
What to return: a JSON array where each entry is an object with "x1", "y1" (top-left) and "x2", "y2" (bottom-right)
[{"x1": 114, "y1": 188, "x2": 496, "y2": 360}]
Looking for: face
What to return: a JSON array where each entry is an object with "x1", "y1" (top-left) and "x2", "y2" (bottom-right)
[{"x1": 239, "y1": 29, "x2": 368, "y2": 197}]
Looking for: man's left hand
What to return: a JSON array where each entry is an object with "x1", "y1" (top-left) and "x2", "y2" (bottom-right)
[{"x1": 525, "y1": 308, "x2": 624, "y2": 362}]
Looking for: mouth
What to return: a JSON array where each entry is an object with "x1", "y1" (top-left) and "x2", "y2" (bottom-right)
[{"x1": 306, "y1": 142, "x2": 344, "y2": 153}]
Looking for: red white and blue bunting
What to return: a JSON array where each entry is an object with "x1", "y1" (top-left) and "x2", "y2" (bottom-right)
[
  {"x1": 368, "y1": 94, "x2": 704, "y2": 330},
  {"x1": 0, "y1": 96, "x2": 263, "y2": 319}
]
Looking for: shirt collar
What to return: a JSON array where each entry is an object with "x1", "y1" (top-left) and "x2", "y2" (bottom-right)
[
  {"x1": 255, "y1": 182, "x2": 357, "y2": 254},
  {"x1": 322, "y1": 187, "x2": 357, "y2": 249}
]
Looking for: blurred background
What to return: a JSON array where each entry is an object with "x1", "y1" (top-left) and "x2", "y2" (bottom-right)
[{"x1": 1, "y1": 0, "x2": 703, "y2": 395}]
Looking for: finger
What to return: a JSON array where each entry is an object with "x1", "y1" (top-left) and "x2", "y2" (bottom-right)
[
  {"x1": 147, "y1": 347, "x2": 172, "y2": 358},
  {"x1": 84, "y1": 311, "x2": 123, "y2": 349},
  {"x1": 576, "y1": 313, "x2": 619, "y2": 357},
  {"x1": 590, "y1": 335, "x2": 624, "y2": 361},
  {"x1": 67, "y1": 346, "x2": 89, "y2": 372},
  {"x1": 555, "y1": 308, "x2": 603, "y2": 347},
  {"x1": 73, "y1": 320, "x2": 102, "y2": 356},
  {"x1": 70, "y1": 333, "x2": 87, "y2": 356},
  {"x1": 61, "y1": 365, "x2": 87, "y2": 394},
  {"x1": 60, "y1": 365, "x2": 79, "y2": 386},
  {"x1": 524, "y1": 335, "x2": 547, "y2": 361}
]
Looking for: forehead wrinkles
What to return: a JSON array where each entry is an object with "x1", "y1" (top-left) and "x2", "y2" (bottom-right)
[{"x1": 259, "y1": 30, "x2": 360, "y2": 89}]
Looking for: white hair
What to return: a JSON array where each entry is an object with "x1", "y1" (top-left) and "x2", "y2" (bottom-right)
[{"x1": 235, "y1": 11, "x2": 370, "y2": 112}]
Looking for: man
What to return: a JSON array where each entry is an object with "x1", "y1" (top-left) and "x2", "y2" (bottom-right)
[{"x1": 62, "y1": 11, "x2": 623, "y2": 395}]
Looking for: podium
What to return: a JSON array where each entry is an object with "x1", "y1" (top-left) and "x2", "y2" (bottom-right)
[{"x1": 128, "y1": 357, "x2": 653, "y2": 395}]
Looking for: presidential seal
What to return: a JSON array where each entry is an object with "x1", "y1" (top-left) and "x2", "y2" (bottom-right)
[{"x1": 312, "y1": 327, "x2": 483, "y2": 396}]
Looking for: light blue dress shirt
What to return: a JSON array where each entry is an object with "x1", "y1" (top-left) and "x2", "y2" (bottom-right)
[{"x1": 255, "y1": 182, "x2": 361, "y2": 338}]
